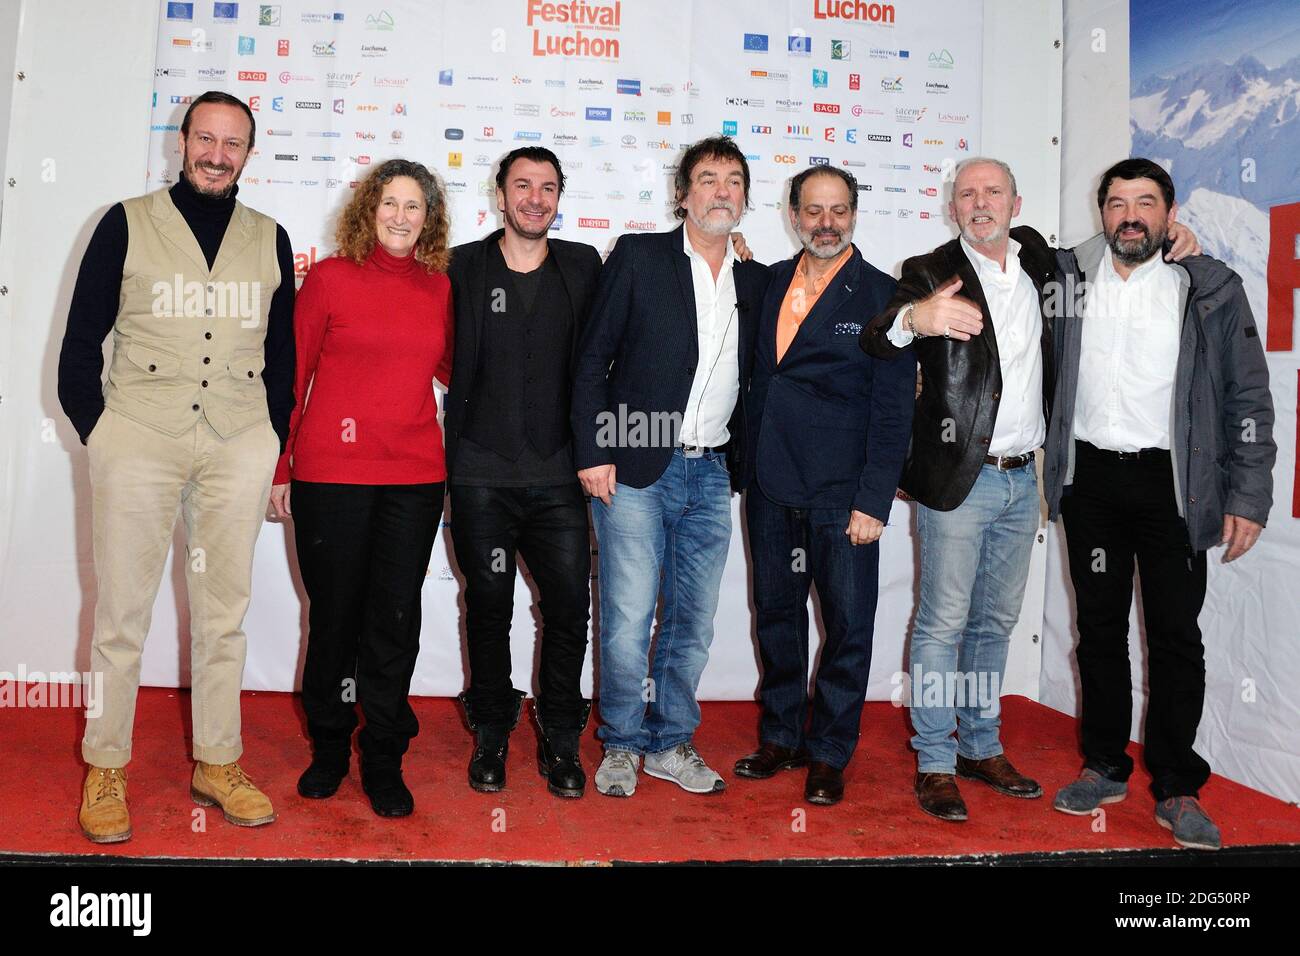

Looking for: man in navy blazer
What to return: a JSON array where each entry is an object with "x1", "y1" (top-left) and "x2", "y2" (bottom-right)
[
  {"x1": 733, "y1": 166, "x2": 916, "y2": 805},
  {"x1": 571, "y1": 136, "x2": 770, "y2": 798}
]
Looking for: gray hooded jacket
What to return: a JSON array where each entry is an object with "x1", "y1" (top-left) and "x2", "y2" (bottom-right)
[{"x1": 1044, "y1": 234, "x2": 1275, "y2": 551}]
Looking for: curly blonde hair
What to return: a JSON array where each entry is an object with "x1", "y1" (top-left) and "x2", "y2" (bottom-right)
[{"x1": 334, "y1": 159, "x2": 450, "y2": 272}]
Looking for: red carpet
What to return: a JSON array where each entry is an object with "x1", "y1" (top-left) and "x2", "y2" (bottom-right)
[{"x1": 3, "y1": 685, "x2": 1298, "y2": 862}]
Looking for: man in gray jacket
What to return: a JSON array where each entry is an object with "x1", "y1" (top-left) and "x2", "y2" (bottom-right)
[{"x1": 1043, "y1": 158, "x2": 1275, "y2": 851}]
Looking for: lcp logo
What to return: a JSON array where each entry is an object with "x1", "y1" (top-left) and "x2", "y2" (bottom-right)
[{"x1": 774, "y1": 154, "x2": 797, "y2": 164}]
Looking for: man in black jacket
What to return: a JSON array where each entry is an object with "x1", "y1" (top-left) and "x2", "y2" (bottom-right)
[
  {"x1": 571, "y1": 136, "x2": 770, "y2": 798},
  {"x1": 445, "y1": 147, "x2": 603, "y2": 798}
]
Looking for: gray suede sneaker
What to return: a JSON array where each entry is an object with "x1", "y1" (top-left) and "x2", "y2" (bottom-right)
[
  {"x1": 644, "y1": 743, "x2": 726, "y2": 794},
  {"x1": 1053, "y1": 768, "x2": 1128, "y2": 815},
  {"x1": 595, "y1": 750, "x2": 640, "y2": 798},
  {"x1": 1155, "y1": 796, "x2": 1222, "y2": 851}
]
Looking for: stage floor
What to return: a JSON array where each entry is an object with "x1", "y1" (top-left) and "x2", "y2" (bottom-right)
[{"x1": 4, "y1": 688, "x2": 1298, "y2": 864}]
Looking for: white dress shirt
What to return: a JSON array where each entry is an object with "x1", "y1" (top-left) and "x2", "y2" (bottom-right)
[
  {"x1": 1074, "y1": 247, "x2": 1182, "y2": 451},
  {"x1": 679, "y1": 227, "x2": 740, "y2": 447},
  {"x1": 888, "y1": 236, "x2": 1044, "y2": 457}
]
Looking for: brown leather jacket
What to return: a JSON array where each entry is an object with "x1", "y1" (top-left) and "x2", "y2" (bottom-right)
[{"x1": 859, "y1": 225, "x2": 1057, "y2": 511}]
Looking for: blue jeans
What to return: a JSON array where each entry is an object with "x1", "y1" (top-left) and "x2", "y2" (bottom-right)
[
  {"x1": 746, "y1": 488, "x2": 880, "y2": 769},
  {"x1": 909, "y1": 461, "x2": 1039, "y2": 774},
  {"x1": 592, "y1": 449, "x2": 733, "y2": 755}
]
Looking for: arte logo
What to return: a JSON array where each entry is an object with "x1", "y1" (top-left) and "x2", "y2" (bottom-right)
[
  {"x1": 239, "y1": 71, "x2": 268, "y2": 81},
  {"x1": 579, "y1": 217, "x2": 610, "y2": 228},
  {"x1": 277, "y1": 38, "x2": 290, "y2": 55},
  {"x1": 929, "y1": 48, "x2": 954, "y2": 69},
  {"x1": 586, "y1": 107, "x2": 612, "y2": 121},
  {"x1": 722, "y1": 120, "x2": 738, "y2": 136},
  {"x1": 744, "y1": 33, "x2": 769, "y2": 52},
  {"x1": 238, "y1": 36, "x2": 256, "y2": 55},
  {"x1": 448, "y1": 153, "x2": 462, "y2": 168},
  {"x1": 774, "y1": 154, "x2": 797, "y2": 164},
  {"x1": 831, "y1": 39, "x2": 850, "y2": 60},
  {"x1": 528, "y1": 0, "x2": 622, "y2": 60},
  {"x1": 813, "y1": 69, "x2": 828, "y2": 88},
  {"x1": 813, "y1": 103, "x2": 840, "y2": 113},
  {"x1": 355, "y1": 104, "x2": 379, "y2": 112},
  {"x1": 788, "y1": 34, "x2": 812, "y2": 55},
  {"x1": 814, "y1": 1, "x2": 896, "y2": 24},
  {"x1": 617, "y1": 79, "x2": 641, "y2": 95},
  {"x1": 849, "y1": 73, "x2": 860, "y2": 90}
]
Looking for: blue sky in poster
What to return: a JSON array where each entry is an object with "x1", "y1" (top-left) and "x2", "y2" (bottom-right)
[{"x1": 1130, "y1": 0, "x2": 1300, "y2": 82}]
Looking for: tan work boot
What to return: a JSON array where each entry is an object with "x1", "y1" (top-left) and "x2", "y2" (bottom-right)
[
  {"x1": 190, "y1": 762, "x2": 277, "y2": 827},
  {"x1": 79, "y1": 766, "x2": 131, "y2": 843}
]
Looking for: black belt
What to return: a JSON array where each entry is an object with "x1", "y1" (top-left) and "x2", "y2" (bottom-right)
[
  {"x1": 1077, "y1": 440, "x2": 1168, "y2": 462},
  {"x1": 680, "y1": 444, "x2": 724, "y2": 458},
  {"x1": 984, "y1": 452, "x2": 1034, "y2": 470}
]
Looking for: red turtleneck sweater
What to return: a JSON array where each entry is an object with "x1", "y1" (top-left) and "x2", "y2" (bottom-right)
[{"x1": 274, "y1": 244, "x2": 454, "y2": 485}]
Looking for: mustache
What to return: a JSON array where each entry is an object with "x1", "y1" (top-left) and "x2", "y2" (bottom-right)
[
  {"x1": 196, "y1": 162, "x2": 233, "y2": 174},
  {"x1": 1116, "y1": 220, "x2": 1149, "y2": 235}
]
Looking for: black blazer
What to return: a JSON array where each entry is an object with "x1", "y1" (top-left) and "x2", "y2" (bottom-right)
[
  {"x1": 859, "y1": 225, "x2": 1057, "y2": 511},
  {"x1": 748, "y1": 246, "x2": 916, "y2": 520},
  {"x1": 444, "y1": 230, "x2": 603, "y2": 474},
  {"x1": 570, "y1": 224, "x2": 770, "y2": 490}
]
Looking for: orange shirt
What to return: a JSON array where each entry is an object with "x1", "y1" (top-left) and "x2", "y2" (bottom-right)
[{"x1": 775, "y1": 246, "x2": 853, "y2": 362}]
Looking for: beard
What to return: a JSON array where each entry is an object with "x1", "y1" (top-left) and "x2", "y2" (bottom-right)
[
  {"x1": 959, "y1": 215, "x2": 1008, "y2": 247},
  {"x1": 688, "y1": 201, "x2": 741, "y2": 236},
  {"x1": 183, "y1": 154, "x2": 242, "y2": 198},
  {"x1": 503, "y1": 202, "x2": 555, "y2": 240},
  {"x1": 797, "y1": 222, "x2": 853, "y2": 260},
  {"x1": 1107, "y1": 219, "x2": 1166, "y2": 266}
]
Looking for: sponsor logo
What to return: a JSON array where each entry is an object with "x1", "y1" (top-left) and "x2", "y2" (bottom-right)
[
  {"x1": 929, "y1": 48, "x2": 954, "y2": 69},
  {"x1": 313, "y1": 41, "x2": 336, "y2": 57},
  {"x1": 360, "y1": 43, "x2": 389, "y2": 58},
  {"x1": 957, "y1": 137, "x2": 969, "y2": 150},
  {"x1": 325, "y1": 72, "x2": 361, "y2": 88},
  {"x1": 528, "y1": 1, "x2": 622, "y2": 60},
  {"x1": 785, "y1": 124, "x2": 811, "y2": 138},
  {"x1": 774, "y1": 98, "x2": 804, "y2": 111},
  {"x1": 824, "y1": 128, "x2": 835, "y2": 141},
  {"x1": 813, "y1": 103, "x2": 839, "y2": 114},
  {"x1": 277, "y1": 39, "x2": 290, "y2": 55},
  {"x1": 274, "y1": 153, "x2": 298, "y2": 161},
  {"x1": 925, "y1": 81, "x2": 950, "y2": 94},
  {"x1": 617, "y1": 79, "x2": 641, "y2": 95},
  {"x1": 586, "y1": 107, "x2": 612, "y2": 121},
  {"x1": 373, "y1": 76, "x2": 407, "y2": 87},
  {"x1": 445, "y1": 128, "x2": 464, "y2": 139},
  {"x1": 514, "y1": 130, "x2": 542, "y2": 141},
  {"x1": 150, "y1": 124, "x2": 180, "y2": 132},
  {"x1": 744, "y1": 33, "x2": 769, "y2": 52},
  {"x1": 155, "y1": 67, "x2": 187, "y2": 77},
  {"x1": 849, "y1": 73, "x2": 860, "y2": 90},
  {"x1": 258, "y1": 5, "x2": 280, "y2": 26},
  {"x1": 264, "y1": 129, "x2": 291, "y2": 136},
  {"x1": 814, "y1": 1, "x2": 897, "y2": 24},
  {"x1": 921, "y1": 137, "x2": 943, "y2": 146},
  {"x1": 842, "y1": 159, "x2": 866, "y2": 168},
  {"x1": 279, "y1": 71, "x2": 315, "y2": 83},
  {"x1": 515, "y1": 103, "x2": 541, "y2": 117},
  {"x1": 239, "y1": 71, "x2": 268, "y2": 81},
  {"x1": 831, "y1": 39, "x2": 850, "y2": 60},
  {"x1": 884, "y1": 185, "x2": 906, "y2": 193},
  {"x1": 578, "y1": 217, "x2": 610, "y2": 228},
  {"x1": 774, "y1": 154, "x2": 797, "y2": 164},
  {"x1": 810, "y1": 155, "x2": 830, "y2": 165},
  {"x1": 939, "y1": 111, "x2": 968, "y2": 124},
  {"x1": 309, "y1": 131, "x2": 341, "y2": 138},
  {"x1": 646, "y1": 82, "x2": 672, "y2": 95},
  {"x1": 647, "y1": 139, "x2": 673, "y2": 149},
  {"x1": 238, "y1": 36, "x2": 256, "y2": 55},
  {"x1": 895, "y1": 106, "x2": 926, "y2": 123},
  {"x1": 311, "y1": 155, "x2": 335, "y2": 161},
  {"x1": 272, "y1": 96, "x2": 284, "y2": 110},
  {"x1": 788, "y1": 34, "x2": 811, "y2": 55},
  {"x1": 197, "y1": 68, "x2": 227, "y2": 81},
  {"x1": 897, "y1": 209, "x2": 912, "y2": 219},
  {"x1": 725, "y1": 96, "x2": 764, "y2": 108},
  {"x1": 552, "y1": 106, "x2": 577, "y2": 117},
  {"x1": 722, "y1": 120, "x2": 737, "y2": 136},
  {"x1": 392, "y1": 103, "x2": 407, "y2": 115},
  {"x1": 920, "y1": 211, "x2": 931, "y2": 219},
  {"x1": 621, "y1": 135, "x2": 637, "y2": 147},
  {"x1": 355, "y1": 131, "x2": 376, "y2": 140},
  {"x1": 813, "y1": 69, "x2": 828, "y2": 88},
  {"x1": 448, "y1": 152, "x2": 462, "y2": 168},
  {"x1": 751, "y1": 124, "x2": 772, "y2": 134},
  {"x1": 750, "y1": 69, "x2": 790, "y2": 81},
  {"x1": 213, "y1": 3, "x2": 239, "y2": 22},
  {"x1": 923, "y1": 163, "x2": 942, "y2": 173},
  {"x1": 550, "y1": 213, "x2": 564, "y2": 231},
  {"x1": 866, "y1": 133, "x2": 890, "y2": 143},
  {"x1": 439, "y1": 69, "x2": 453, "y2": 85},
  {"x1": 881, "y1": 76, "x2": 903, "y2": 92},
  {"x1": 366, "y1": 10, "x2": 395, "y2": 30},
  {"x1": 623, "y1": 110, "x2": 645, "y2": 121},
  {"x1": 624, "y1": 219, "x2": 656, "y2": 231},
  {"x1": 638, "y1": 189, "x2": 653, "y2": 201},
  {"x1": 589, "y1": 136, "x2": 609, "y2": 147},
  {"x1": 902, "y1": 132, "x2": 912, "y2": 147},
  {"x1": 167, "y1": 2, "x2": 193, "y2": 19},
  {"x1": 171, "y1": 95, "x2": 194, "y2": 105},
  {"x1": 919, "y1": 187, "x2": 938, "y2": 197}
]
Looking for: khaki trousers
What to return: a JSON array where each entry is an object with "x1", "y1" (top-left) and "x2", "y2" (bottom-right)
[{"x1": 81, "y1": 407, "x2": 279, "y2": 768}]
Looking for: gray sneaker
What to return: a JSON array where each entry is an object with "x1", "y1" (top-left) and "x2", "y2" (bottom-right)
[
  {"x1": 595, "y1": 750, "x2": 640, "y2": 798},
  {"x1": 1053, "y1": 768, "x2": 1128, "y2": 815},
  {"x1": 644, "y1": 743, "x2": 726, "y2": 794},
  {"x1": 1155, "y1": 796, "x2": 1222, "y2": 851}
]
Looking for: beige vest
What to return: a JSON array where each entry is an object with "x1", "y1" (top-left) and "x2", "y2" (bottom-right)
[{"x1": 104, "y1": 188, "x2": 281, "y2": 438}]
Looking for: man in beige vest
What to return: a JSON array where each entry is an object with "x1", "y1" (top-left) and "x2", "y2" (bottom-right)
[{"x1": 57, "y1": 91, "x2": 297, "y2": 843}]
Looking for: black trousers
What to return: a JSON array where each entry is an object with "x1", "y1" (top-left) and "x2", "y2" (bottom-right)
[
  {"x1": 449, "y1": 482, "x2": 591, "y2": 728},
  {"x1": 291, "y1": 480, "x2": 444, "y2": 759},
  {"x1": 1061, "y1": 441, "x2": 1211, "y2": 799}
]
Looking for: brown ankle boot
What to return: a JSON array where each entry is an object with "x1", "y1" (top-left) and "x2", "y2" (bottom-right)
[{"x1": 79, "y1": 766, "x2": 131, "y2": 843}]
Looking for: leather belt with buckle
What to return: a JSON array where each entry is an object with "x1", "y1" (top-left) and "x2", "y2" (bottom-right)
[
  {"x1": 984, "y1": 452, "x2": 1034, "y2": 470},
  {"x1": 1078, "y1": 441, "x2": 1166, "y2": 462},
  {"x1": 680, "y1": 444, "x2": 723, "y2": 458}
]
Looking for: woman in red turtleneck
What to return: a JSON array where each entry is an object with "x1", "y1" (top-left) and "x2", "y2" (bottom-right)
[{"x1": 267, "y1": 159, "x2": 453, "y2": 818}]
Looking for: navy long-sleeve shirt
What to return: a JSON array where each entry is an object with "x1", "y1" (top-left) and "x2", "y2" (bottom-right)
[{"x1": 57, "y1": 174, "x2": 296, "y2": 448}]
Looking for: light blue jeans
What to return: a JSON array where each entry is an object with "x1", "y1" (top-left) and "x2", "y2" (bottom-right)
[
  {"x1": 591, "y1": 449, "x2": 733, "y2": 755},
  {"x1": 909, "y1": 461, "x2": 1039, "y2": 774}
]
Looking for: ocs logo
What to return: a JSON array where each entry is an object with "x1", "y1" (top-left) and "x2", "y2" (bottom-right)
[{"x1": 774, "y1": 154, "x2": 797, "y2": 164}]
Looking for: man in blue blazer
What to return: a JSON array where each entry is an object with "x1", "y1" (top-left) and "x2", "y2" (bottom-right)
[
  {"x1": 571, "y1": 136, "x2": 770, "y2": 797},
  {"x1": 733, "y1": 166, "x2": 917, "y2": 805}
]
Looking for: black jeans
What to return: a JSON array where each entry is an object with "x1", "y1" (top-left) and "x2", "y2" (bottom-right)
[
  {"x1": 1061, "y1": 441, "x2": 1211, "y2": 799},
  {"x1": 291, "y1": 480, "x2": 444, "y2": 759},
  {"x1": 449, "y1": 482, "x2": 591, "y2": 728}
]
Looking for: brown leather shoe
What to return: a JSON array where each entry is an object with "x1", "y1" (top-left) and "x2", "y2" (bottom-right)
[
  {"x1": 79, "y1": 766, "x2": 131, "y2": 844},
  {"x1": 734, "y1": 742, "x2": 807, "y2": 779},
  {"x1": 915, "y1": 772, "x2": 968, "y2": 822},
  {"x1": 804, "y1": 762, "x2": 844, "y2": 806},
  {"x1": 956, "y1": 754, "x2": 1043, "y2": 798},
  {"x1": 190, "y1": 762, "x2": 277, "y2": 827}
]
